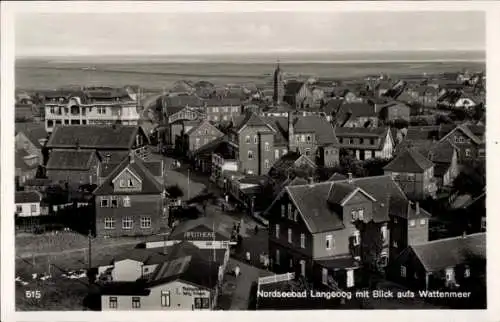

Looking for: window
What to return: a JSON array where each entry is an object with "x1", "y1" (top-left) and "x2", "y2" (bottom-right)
[
  {"x1": 300, "y1": 233, "x2": 305, "y2": 248},
  {"x1": 370, "y1": 139, "x2": 375, "y2": 145},
  {"x1": 346, "y1": 269, "x2": 354, "y2": 288},
  {"x1": 16, "y1": 205, "x2": 22, "y2": 213},
  {"x1": 275, "y1": 149, "x2": 280, "y2": 160},
  {"x1": 195, "y1": 297, "x2": 210, "y2": 309},
  {"x1": 132, "y1": 297, "x2": 141, "y2": 309},
  {"x1": 326, "y1": 235, "x2": 333, "y2": 250},
  {"x1": 306, "y1": 135, "x2": 311, "y2": 142},
  {"x1": 276, "y1": 249, "x2": 280, "y2": 265},
  {"x1": 391, "y1": 172, "x2": 400, "y2": 179},
  {"x1": 393, "y1": 241, "x2": 398, "y2": 248},
  {"x1": 248, "y1": 150, "x2": 253, "y2": 160},
  {"x1": 465, "y1": 149, "x2": 471, "y2": 157},
  {"x1": 360, "y1": 138, "x2": 364, "y2": 144},
  {"x1": 409, "y1": 220, "x2": 416, "y2": 227},
  {"x1": 339, "y1": 138, "x2": 343, "y2": 144},
  {"x1": 352, "y1": 230, "x2": 360, "y2": 246},
  {"x1": 122, "y1": 217, "x2": 133, "y2": 230},
  {"x1": 123, "y1": 196, "x2": 131, "y2": 207},
  {"x1": 288, "y1": 204, "x2": 293, "y2": 220},
  {"x1": 381, "y1": 225, "x2": 388, "y2": 242},
  {"x1": 265, "y1": 142, "x2": 270, "y2": 151},
  {"x1": 109, "y1": 297, "x2": 118, "y2": 309},
  {"x1": 305, "y1": 148, "x2": 311, "y2": 156},
  {"x1": 128, "y1": 179, "x2": 133, "y2": 187},
  {"x1": 400, "y1": 265, "x2": 407, "y2": 278},
  {"x1": 275, "y1": 224, "x2": 280, "y2": 239},
  {"x1": 281, "y1": 205, "x2": 285, "y2": 217},
  {"x1": 407, "y1": 173, "x2": 415, "y2": 181},
  {"x1": 288, "y1": 228, "x2": 292, "y2": 243},
  {"x1": 322, "y1": 268, "x2": 328, "y2": 285},
  {"x1": 254, "y1": 136, "x2": 258, "y2": 144},
  {"x1": 358, "y1": 209, "x2": 364, "y2": 220},
  {"x1": 104, "y1": 217, "x2": 115, "y2": 229},
  {"x1": 97, "y1": 107, "x2": 106, "y2": 114},
  {"x1": 141, "y1": 217, "x2": 152, "y2": 229},
  {"x1": 111, "y1": 197, "x2": 118, "y2": 208},
  {"x1": 445, "y1": 268, "x2": 454, "y2": 282},
  {"x1": 464, "y1": 266, "x2": 470, "y2": 278},
  {"x1": 161, "y1": 291, "x2": 170, "y2": 307},
  {"x1": 119, "y1": 179, "x2": 126, "y2": 187},
  {"x1": 30, "y1": 204, "x2": 37, "y2": 213},
  {"x1": 265, "y1": 159, "x2": 269, "y2": 169},
  {"x1": 394, "y1": 217, "x2": 398, "y2": 224},
  {"x1": 419, "y1": 219, "x2": 426, "y2": 226},
  {"x1": 282, "y1": 149, "x2": 287, "y2": 155},
  {"x1": 245, "y1": 136, "x2": 250, "y2": 144},
  {"x1": 293, "y1": 210, "x2": 298, "y2": 222},
  {"x1": 100, "y1": 198, "x2": 109, "y2": 207},
  {"x1": 351, "y1": 209, "x2": 358, "y2": 221}
]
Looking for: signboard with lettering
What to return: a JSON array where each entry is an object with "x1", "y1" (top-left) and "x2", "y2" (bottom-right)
[{"x1": 174, "y1": 224, "x2": 229, "y2": 241}]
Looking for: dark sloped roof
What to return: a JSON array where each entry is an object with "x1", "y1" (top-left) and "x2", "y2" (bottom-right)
[
  {"x1": 287, "y1": 182, "x2": 344, "y2": 233},
  {"x1": 285, "y1": 80, "x2": 305, "y2": 96},
  {"x1": 383, "y1": 149, "x2": 433, "y2": 172},
  {"x1": 93, "y1": 156, "x2": 162, "y2": 195},
  {"x1": 270, "y1": 152, "x2": 301, "y2": 173},
  {"x1": 204, "y1": 97, "x2": 242, "y2": 107},
  {"x1": 46, "y1": 149, "x2": 96, "y2": 170},
  {"x1": 16, "y1": 150, "x2": 39, "y2": 171},
  {"x1": 327, "y1": 173, "x2": 348, "y2": 181},
  {"x1": 15, "y1": 191, "x2": 42, "y2": 203},
  {"x1": 337, "y1": 103, "x2": 376, "y2": 118},
  {"x1": 234, "y1": 112, "x2": 273, "y2": 132},
  {"x1": 261, "y1": 117, "x2": 289, "y2": 145},
  {"x1": 293, "y1": 115, "x2": 338, "y2": 145},
  {"x1": 148, "y1": 255, "x2": 219, "y2": 290},
  {"x1": 163, "y1": 95, "x2": 204, "y2": 111},
  {"x1": 46, "y1": 125, "x2": 140, "y2": 150},
  {"x1": 101, "y1": 248, "x2": 170, "y2": 266},
  {"x1": 411, "y1": 233, "x2": 486, "y2": 272},
  {"x1": 327, "y1": 182, "x2": 357, "y2": 205},
  {"x1": 335, "y1": 126, "x2": 387, "y2": 138}
]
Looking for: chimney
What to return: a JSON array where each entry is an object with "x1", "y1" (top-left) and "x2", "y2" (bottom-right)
[
  {"x1": 348, "y1": 172, "x2": 353, "y2": 184},
  {"x1": 416, "y1": 202, "x2": 420, "y2": 215},
  {"x1": 129, "y1": 151, "x2": 135, "y2": 163},
  {"x1": 462, "y1": 231, "x2": 467, "y2": 238}
]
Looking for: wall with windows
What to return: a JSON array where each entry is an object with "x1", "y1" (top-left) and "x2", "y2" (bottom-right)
[
  {"x1": 445, "y1": 131, "x2": 479, "y2": 163},
  {"x1": 407, "y1": 215, "x2": 429, "y2": 246},
  {"x1": 95, "y1": 194, "x2": 164, "y2": 237},
  {"x1": 101, "y1": 280, "x2": 214, "y2": 311},
  {"x1": 237, "y1": 125, "x2": 273, "y2": 175},
  {"x1": 15, "y1": 202, "x2": 41, "y2": 217}
]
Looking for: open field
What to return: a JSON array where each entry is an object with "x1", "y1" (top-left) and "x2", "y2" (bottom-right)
[{"x1": 16, "y1": 58, "x2": 484, "y2": 90}]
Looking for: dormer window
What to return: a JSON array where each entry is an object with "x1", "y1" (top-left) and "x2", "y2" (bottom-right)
[
  {"x1": 254, "y1": 136, "x2": 258, "y2": 144},
  {"x1": 409, "y1": 220, "x2": 416, "y2": 227},
  {"x1": 288, "y1": 204, "x2": 293, "y2": 220},
  {"x1": 352, "y1": 230, "x2": 360, "y2": 246},
  {"x1": 245, "y1": 136, "x2": 250, "y2": 144},
  {"x1": 281, "y1": 205, "x2": 285, "y2": 217}
]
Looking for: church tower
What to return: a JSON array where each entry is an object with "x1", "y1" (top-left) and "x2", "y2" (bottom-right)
[{"x1": 273, "y1": 59, "x2": 284, "y2": 106}]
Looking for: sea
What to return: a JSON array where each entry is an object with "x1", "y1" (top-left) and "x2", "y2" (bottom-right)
[{"x1": 15, "y1": 50, "x2": 485, "y2": 91}]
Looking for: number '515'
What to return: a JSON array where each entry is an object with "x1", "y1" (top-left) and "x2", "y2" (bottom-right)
[{"x1": 25, "y1": 290, "x2": 42, "y2": 299}]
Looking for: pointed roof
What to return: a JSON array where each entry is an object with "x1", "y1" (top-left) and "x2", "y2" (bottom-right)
[
  {"x1": 234, "y1": 112, "x2": 274, "y2": 133},
  {"x1": 383, "y1": 148, "x2": 434, "y2": 173},
  {"x1": 93, "y1": 155, "x2": 163, "y2": 195}
]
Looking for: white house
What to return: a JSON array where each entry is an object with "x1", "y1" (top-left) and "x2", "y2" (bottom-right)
[{"x1": 15, "y1": 191, "x2": 42, "y2": 217}]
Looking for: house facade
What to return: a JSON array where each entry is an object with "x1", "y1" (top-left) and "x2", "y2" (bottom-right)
[
  {"x1": 182, "y1": 120, "x2": 224, "y2": 156},
  {"x1": 440, "y1": 125, "x2": 485, "y2": 163},
  {"x1": 15, "y1": 191, "x2": 43, "y2": 217},
  {"x1": 93, "y1": 155, "x2": 167, "y2": 237},
  {"x1": 46, "y1": 149, "x2": 101, "y2": 186},
  {"x1": 335, "y1": 127, "x2": 394, "y2": 161},
  {"x1": 42, "y1": 88, "x2": 140, "y2": 133},
  {"x1": 204, "y1": 98, "x2": 243, "y2": 122},
  {"x1": 383, "y1": 149, "x2": 438, "y2": 201}
]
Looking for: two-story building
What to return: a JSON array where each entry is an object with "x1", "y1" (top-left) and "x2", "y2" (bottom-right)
[
  {"x1": 383, "y1": 148, "x2": 438, "y2": 200},
  {"x1": 177, "y1": 120, "x2": 224, "y2": 158},
  {"x1": 439, "y1": 124, "x2": 485, "y2": 163},
  {"x1": 335, "y1": 103, "x2": 378, "y2": 128},
  {"x1": 204, "y1": 98, "x2": 244, "y2": 123},
  {"x1": 266, "y1": 174, "x2": 412, "y2": 290},
  {"x1": 376, "y1": 101, "x2": 411, "y2": 124},
  {"x1": 93, "y1": 154, "x2": 167, "y2": 237},
  {"x1": 335, "y1": 127, "x2": 394, "y2": 161},
  {"x1": 42, "y1": 88, "x2": 140, "y2": 133}
]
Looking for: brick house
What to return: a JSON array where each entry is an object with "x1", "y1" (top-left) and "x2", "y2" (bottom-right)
[
  {"x1": 46, "y1": 124, "x2": 151, "y2": 163},
  {"x1": 93, "y1": 154, "x2": 167, "y2": 237},
  {"x1": 389, "y1": 233, "x2": 485, "y2": 292},
  {"x1": 204, "y1": 98, "x2": 244, "y2": 123},
  {"x1": 265, "y1": 174, "x2": 411, "y2": 290},
  {"x1": 335, "y1": 127, "x2": 394, "y2": 161},
  {"x1": 383, "y1": 148, "x2": 438, "y2": 200},
  {"x1": 439, "y1": 124, "x2": 485, "y2": 163},
  {"x1": 181, "y1": 120, "x2": 224, "y2": 157},
  {"x1": 46, "y1": 149, "x2": 101, "y2": 187}
]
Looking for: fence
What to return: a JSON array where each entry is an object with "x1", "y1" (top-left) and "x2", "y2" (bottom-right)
[{"x1": 258, "y1": 272, "x2": 295, "y2": 286}]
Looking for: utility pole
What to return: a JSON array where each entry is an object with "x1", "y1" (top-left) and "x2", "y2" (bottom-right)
[
  {"x1": 187, "y1": 169, "x2": 191, "y2": 200},
  {"x1": 88, "y1": 229, "x2": 92, "y2": 271}
]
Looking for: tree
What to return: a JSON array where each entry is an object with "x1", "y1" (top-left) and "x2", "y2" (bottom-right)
[
  {"x1": 165, "y1": 185, "x2": 184, "y2": 199},
  {"x1": 451, "y1": 160, "x2": 485, "y2": 196},
  {"x1": 363, "y1": 157, "x2": 393, "y2": 177},
  {"x1": 358, "y1": 220, "x2": 384, "y2": 272}
]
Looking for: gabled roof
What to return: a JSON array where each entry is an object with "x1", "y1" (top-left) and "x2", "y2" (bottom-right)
[
  {"x1": 336, "y1": 102, "x2": 376, "y2": 118},
  {"x1": 15, "y1": 123, "x2": 49, "y2": 149},
  {"x1": 16, "y1": 149, "x2": 39, "y2": 172},
  {"x1": 270, "y1": 152, "x2": 316, "y2": 175},
  {"x1": 15, "y1": 191, "x2": 42, "y2": 204},
  {"x1": 327, "y1": 183, "x2": 376, "y2": 206},
  {"x1": 327, "y1": 173, "x2": 348, "y2": 181},
  {"x1": 93, "y1": 155, "x2": 163, "y2": 195},
  {"x1": 410, "y1": 233, "x2": 485, "y2": 272},
  {"x1": 234, "y1": 112, "x2": 275, "y2": 133},
  {"x1": 46, "y1": 149, "x2": 96, "y2": 171},
  {"x1": 384, "y1": 148, "x2": 433, "y2": 173},
  {"x1": 185, "y1": 119, "x2": 223, "y2": 137},
  {"x1": 162, "y1": 95, "x2": 204, "y2": 111},
  {"x1": 46, "y1": 125, "x2": 141, "y2": 150},
  {"x1": 440, "y1": 124, "x2": 483, "y2": 145},
  {"x1": 292, "y1": 115, "x2": 338, "y2": 145},
  {"x1": 204, "y1": 97, "x2": 243, "y2": 107},
  {"x1": 335, "y1": 126, "x2": 387, "y2": 138}
]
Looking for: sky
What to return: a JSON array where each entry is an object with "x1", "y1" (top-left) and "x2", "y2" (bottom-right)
[{"x1": 15, "y1": 11, "x2": 485, "y2": 57}]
